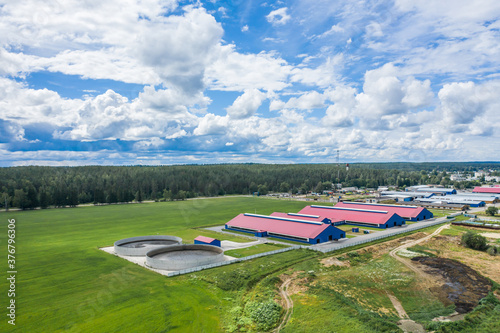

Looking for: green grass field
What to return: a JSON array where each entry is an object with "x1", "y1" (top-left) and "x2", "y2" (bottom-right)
[{"x1": 0, "y1": 197, "x2": 312, "y2": 332}]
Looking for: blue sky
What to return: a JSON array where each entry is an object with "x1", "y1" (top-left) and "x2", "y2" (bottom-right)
[{"x1": 0, "y1": 0, "x2": 499, "y2": 166}]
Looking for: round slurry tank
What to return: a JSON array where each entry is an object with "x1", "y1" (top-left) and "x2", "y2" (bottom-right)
[
  {"x1": 114, "y1": 235, "x2": 182, "y2": 256},
  {"x1": 146, "y1": 244, "x2": 225, "y2": 270}
]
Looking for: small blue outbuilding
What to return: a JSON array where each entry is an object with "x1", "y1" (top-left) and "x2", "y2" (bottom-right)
[{"x1": 194, "y1": 236, "x2": 221, "y2": 247}]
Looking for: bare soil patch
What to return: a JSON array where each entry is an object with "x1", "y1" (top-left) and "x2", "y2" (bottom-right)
[
  {"x1": 481, "y1": 232, "x2": 500, "y2": 239},
  {"x1": 398, "y1": 319, "x2": 426, "y2": 333},
  {"x1": 411, "y1": 257, "x2": 492, "y2": 313},
  {"x1": 320, "y1": 256, "x2": 350, "y2": 267}
]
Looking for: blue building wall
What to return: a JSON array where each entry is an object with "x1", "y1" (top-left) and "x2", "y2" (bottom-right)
[
  {"x1": 409, "y1": 208, "x2": 434, "y2": 221},
  {"x1": 344, "y1": 215, "x2": 406, "y2": 229},
  {"x1": 309, "y1": 225, "x2": 346, "y2": 244},
  {"x1": 386, "y1": 214, "x2": 406, "y2": 227},
  {"x1": 194, "y1": 239, "x2": 221, "y2": 247}
]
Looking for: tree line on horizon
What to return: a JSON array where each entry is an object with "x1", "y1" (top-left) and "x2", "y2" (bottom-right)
[{"x1": 0, "y1": 162, "x2": 496, "y2": 210}]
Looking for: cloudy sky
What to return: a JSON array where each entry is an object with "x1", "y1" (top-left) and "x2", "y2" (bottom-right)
[{"x1": 1, "y1": 0, "x2": 499, "y2": 166}]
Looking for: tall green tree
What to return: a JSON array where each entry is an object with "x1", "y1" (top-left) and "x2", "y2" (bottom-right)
[
  {"x1": 486, "y1": 206, "x2": 498, "y2": 216},
  {"x1": 13, "y1": 189, "x2": 29, "y2": 210},
  {"x1": 135, "y1": 189, "x2": 143, "y2": 202},
  {"x1": 39, "y1": 189, "x2": 50, "y2": 209}
]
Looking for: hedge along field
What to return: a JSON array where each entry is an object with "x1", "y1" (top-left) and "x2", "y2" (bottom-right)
[{"x1": 0, "y1": 197, "x2": 312, "y2": 333}]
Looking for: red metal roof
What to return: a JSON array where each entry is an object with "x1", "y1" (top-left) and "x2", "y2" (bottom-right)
[
  {"x1": 194, "y1": 236, "x2": 217, "y2": 243},
  {"x1": 334, "y1": 202, "x2": 425, "y2": 219},
  {"x1": 299, "y1": 205, "x2": 396, "y2": 225},
  {"x1": 226, "y1": 213, "x2": 331, "y2": 239},
  {"x1": 270, "y1": 212, "x2": 327, "y2": 223},
  {"x1": 473, "y1": 187, "x2": 500, "y2": 194}
]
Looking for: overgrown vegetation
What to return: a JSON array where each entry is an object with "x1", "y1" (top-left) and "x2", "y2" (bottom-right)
[
  {"x1": 461, "y1": 231, "x2": 488, "y2": 251},
  {"x1": 486, "y1": 206, "x2": 499, "y2": 216},
  {"x1": 426, "y1": 292, "x2": 500, "y2": 332},
  {"x1": 407, "y1": 244, "x2": 439, "y2": 257}
]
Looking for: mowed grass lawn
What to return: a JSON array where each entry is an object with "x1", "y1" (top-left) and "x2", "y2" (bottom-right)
[{"x1": 0, "y1": 197, "x2": 311, "y2": 333}]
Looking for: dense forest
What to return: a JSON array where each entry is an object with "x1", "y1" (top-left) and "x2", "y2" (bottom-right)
[{"x1": 0, "y1": 162, "x2": 497, "y2": 210}]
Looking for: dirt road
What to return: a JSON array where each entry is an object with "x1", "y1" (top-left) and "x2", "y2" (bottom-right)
[
  {"x1": 389, "y1": 223, "x2": 450, "y2": 283},
  {"x1": 387, "y1": 223, "x2": 451, "y2": 333},
  {"x1": 274, "y1": 278, "x2": 293, "y2": 333}
]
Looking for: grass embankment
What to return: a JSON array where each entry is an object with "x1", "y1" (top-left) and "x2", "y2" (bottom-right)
[
  {"x1": 198, "y1": 249, "x2": 317, "y2": 332},
  {"x1": 430, "y1": 209, "x2": 461, "y2": 218},
  {"x1": 225, "y1": 243, "x2": 290, "y2": 258},
  {"x1": 0, "y1": 197, "x2": 312, "y2": 332}
]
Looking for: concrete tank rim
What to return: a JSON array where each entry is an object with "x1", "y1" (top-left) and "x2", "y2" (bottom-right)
[
  {"x1": 146, "y1": 244, "x2": 225, "y2": 270},
  {"x1": 114, "y1": 235, "x2": 183, "y2": 247},
  {"x1": 114, "y1": 235, "x2": 183, "y2": 256},
  {"x1": 146, "y1": 244, "x2": 224, "y2": 258}
]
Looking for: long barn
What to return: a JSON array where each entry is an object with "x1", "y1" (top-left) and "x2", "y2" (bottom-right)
[
  {"x1": 334, "y1": 202, "x2": 433, "y2": 221},
  {"x1": 225, "y1": 213, "x2": 346, "y2": 244},
  {"x1": 299, "y1": 205, "x2": 406, "y2": 229},
  {"x1": 473, "y1": 187, "x2": 500, "y2": 195}
]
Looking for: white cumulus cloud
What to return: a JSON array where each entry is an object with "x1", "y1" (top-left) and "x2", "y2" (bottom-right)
[
  {"x1": 226, "y1": 89, "x2": 267, "y2": 119},
  {"x1": 266, "y1": 8, "x2": 291, "y2": 26}
]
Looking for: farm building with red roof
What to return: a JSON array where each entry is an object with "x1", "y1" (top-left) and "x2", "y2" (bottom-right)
[
  {"x1": 334, "y1": 202, "x2": 433, "y2": 221},
  {"x1": 299, "y1": 205, "x2": 406, "y2": 229},
  {"x1": 225, "y1": 213, "x2": 346, "y2": 244},
  {"x1": 473, "y1": 187, "x2": 500, "y2": 194},
  {"x1": 269, "y1": 212, "x2": 333, "y2": 223}
]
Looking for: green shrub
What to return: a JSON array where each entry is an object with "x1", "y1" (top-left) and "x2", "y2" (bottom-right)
[
  {"x1": 461, "y1": 231, "x2": 488, "y2": 251},
  {"x1": 347, "y1": 251, "x2": 360, "y2": 258},
  {"x1": 487, "y1": 246, "x2": 498, "y2": 256},
  {"x1": 244, "y1": 300, "x2": 282, "y2": 331},
  {"x1": 486, "y1": 206, "x2": 498, "y2": 216}
]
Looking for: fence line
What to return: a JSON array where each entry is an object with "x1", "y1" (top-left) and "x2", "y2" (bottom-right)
[
  {"x1": 166, "y1": 246, "x2": 301, "y2": 277},
  {"x1": 307, "y1": 218, "x2": 450, "y2": 253},
  {"x1": 475, "y1": 218, "x2": 500, "y2": 223},
  {"x1": 166, "y1": 218, "x2": 450, "y2": 276}
]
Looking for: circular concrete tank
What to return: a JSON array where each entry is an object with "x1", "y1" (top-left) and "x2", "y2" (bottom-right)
[
  {"x1": 146, "y1": 244, "x2": 225, "y2": 270},
  {"x1": 114, "y1": 235, "x2": 182, "y2": 256}
]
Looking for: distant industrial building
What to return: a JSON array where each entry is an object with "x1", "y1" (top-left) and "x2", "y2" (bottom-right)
[
  {"x1": 225, "y1": 213, "x2": 346, "y2": 244},
  {"x1": 454, "y1": 193, "x2": 499, "y2": 204},
  {"x1": 411, "y1": 202, "x2": 467, "y2": 210},
  {"x1": 299, "y1": 205, "x2": 406, "y2": 229},
  {"x1": 414, "y1": 187, "x2": 457, "y2": 195},
  {"x1": 194, "y1": 236, "x2": 221, "y2": 247},
  {"x1": 381, "y1": 191, "x2": 435, "y2": 199},
  {"x1": 380, "y1": 191, "x2": 435, "y2": 202},
  {"x1": 473, "y1": 187, "x2": 500, "y2": 195},
  {"x1": 334, "y1": 201, "x2": 433, "y2": 221},
  {"x1": 416, "y1": 197, "x2": 485, "y2": 208}
]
